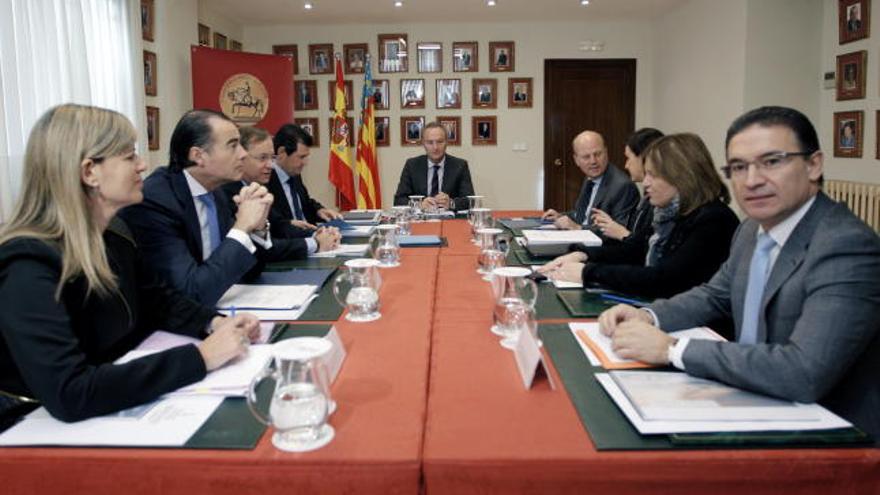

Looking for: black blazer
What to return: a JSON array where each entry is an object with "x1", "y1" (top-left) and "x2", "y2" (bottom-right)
[
  {"x1": 220, "y1": 180, "x2": 313, "y2": 241},
  {"x1": 266, "y1": 170, "x2": 324, "y2": 225},
  {"x1": 570, "y1": 164, "x2": 640, "y2": 228},
  {"x1": 581, "y1": 199, "x2": 740, "y2": 299},
  {"x1": 578, "y1": 196, "x2": 654, "y2": 265},
  {"x1": 0, "y1": 218, "x2": 212, "y2": 423},
  {"x1": 393, "y1": 154, "x2": 475, "y2": 210}
]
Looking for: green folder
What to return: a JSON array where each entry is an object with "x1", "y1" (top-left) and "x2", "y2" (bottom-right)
[
  {"x1": 534, "y1": 283, "x2": 577, "y2": 319},
  {"x1": 555, "y1": 290, "x2": 617, "y2": 317},
  {"x1": 184, "y1": 324, "x2": 332, "y2": 449},
  {"x1": 266, "y1": 257, "x2": 345, "y2": 271}
]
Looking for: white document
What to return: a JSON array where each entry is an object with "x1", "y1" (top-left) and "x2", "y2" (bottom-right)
[
  {"x1": 0, "y1": 396, "x2": 224, "y2": 447},
  {"x1": 569, "y1": 323, "x2": 725, "y2": 367},
  {"x1": 310, "y1": 244, "x2": 370, "y2": 258},
  {"x1": 218, "y1": 294, "x2": 317, "y2": 321},
  {"x1": 522, "y1": 229, "x2": 602, "y2": 246},
  {"x1": 595, "y1": 374, "x2": 851, "y2": 434},
  {"x1": 217, "y1": 284, "x2": 317, "y2": 310},
  {"x1": 340, "y1": 225, "x2": 376, "y2": 237}
]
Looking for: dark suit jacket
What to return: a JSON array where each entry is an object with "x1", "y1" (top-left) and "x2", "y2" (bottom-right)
[
  {"x1": 266, "y1": 170, "x2": 324, "y2": 225},
  {"x1": 580, "y1": 199, "x2": 739, "y2": 299},
  {"x1": 570, "y1": 164, "x2": 640, "y2": 229},
  {"x1": 120, "y1": 167, "x2": 304, "y2": 306},
  {"x1": 0, "y1": 218, "x2": 211, "y2": 424},
  {"x1": 577, "y1": 196, "x2": 654, "y2": 265},
  {"x1": 650, "y1": 192, "x2": 880, "y2": 442},
  {"x1": 393, "y1": 154, "x2": 475, "y2": 210},
  {"x1": 220, "y1": 179, "x2": 313, "y2": 241}
]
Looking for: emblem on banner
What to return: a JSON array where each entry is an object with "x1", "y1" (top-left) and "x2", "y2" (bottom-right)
[
  {"x1": 219, "y1": 73, "x2": 269, "y2": 124},
  {"x1": 331, "y1": 115, "x2": 349, "y2": 146}
]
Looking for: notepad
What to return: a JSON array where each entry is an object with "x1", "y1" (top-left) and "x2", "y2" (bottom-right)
[{"x1": 217, "y1": 284, "x2": 317, "y2": 310}]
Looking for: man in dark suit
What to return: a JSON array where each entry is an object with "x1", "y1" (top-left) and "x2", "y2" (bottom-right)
[
  {"x1": 543, "y1": 130, "x2": 640, "y2": 231},
  {"x1": 220, "y1": 125, "x2": 339, "y2": 252},
  {"x1": 599, "y1": 106, "x2": 880, "y2": 442},
  {"x1": 267, "y1": 124, "x2": 342, "y2": 227},
  {"x1": 393, "y1": 121, "x2": 475, "y2": 211},
  {"x1": 120, "y1": 110, "x2": 304, "y2": 306}
]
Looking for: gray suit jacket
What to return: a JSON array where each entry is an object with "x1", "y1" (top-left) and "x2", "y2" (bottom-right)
[
  {"x1": 650, "y1": 192, "x2": 880, "y2": 441},
  {"x1": 393, "y1": 154, "x2": 475, "y2": 211},
  {"x1": 569, "y1": 164, "x2": 639, "y2": 227}
]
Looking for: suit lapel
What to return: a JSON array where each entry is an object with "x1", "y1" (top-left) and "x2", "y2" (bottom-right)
[
  {"x1": 441, "y1": 157, "x2": 457, "y2": 195},
  {"x1": 170, "y1": 169, "x2": 205, "y2": 256},
  {"x1": 268, "y1": 171, "x2": 294, "y2": 219},
  {"x1": 416, "y1": 156, "x2": 430, "y2": 195}
]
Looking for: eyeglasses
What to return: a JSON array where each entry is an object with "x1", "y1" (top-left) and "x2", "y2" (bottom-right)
[
  {"x1": 248, "y1": 153, "x2": 277, "y2": 163},
  {"x1": 721, "y1": 151, "x2": 814, "y2": 179}
]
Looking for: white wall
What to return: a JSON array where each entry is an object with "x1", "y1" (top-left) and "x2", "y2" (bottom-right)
[
  {"x1": 819, "y1": 0, "x2": 880, "y2": 184},
  {"x1": 244, "y1": 20, "x2": 655, "y2": 210},
  {"x1": 198, "y1": 0, "x2": 244, "y2": 48}
]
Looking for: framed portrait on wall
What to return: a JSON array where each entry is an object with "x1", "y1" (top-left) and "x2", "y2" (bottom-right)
[
  {"x1": 344, "y1": 43, "x2": 368, "y2": 74},
  {"x1": 327, "y1": 80, "x2": 354, "y2": 111},
  {"x1": 452, "y1": 41, "x2": 478, "y2": 72},
  {"x1": 309, "y1": 44, "x2": 334, "y2": 75},
  {"x1": 146, "y1": 106, "x2": 160, "y2": 150},
  {"x1": 508, "y1": 77, "x2": 533, "y2": 108},
  {"x1": 836, "y1": 50, "x2": 867, "y2": 100},
  {"x1": 140, "y1": 0, "x2": 154, "y2": 42},
  {"x1": 143, "y1": 50, "x2": 157, "y2": 96},
  {"x1": 472, "y1": 78, "x2": 497, "y2": 109},
  {"x1": 436, "y1": 79, "x2": 461, "y2": 109},
  {"x1": 273, "y1": 44, "x2": 299, "y2": 75},
  {"x1": 294, "y1": 117, "x2": 320, "y2": 147},
  {"x1": 328, "y1": 117, "x2": 354, "y2": 146},
  {"x1": 378, "y1": 33, "x2": 408, "y2": 73},
  {"x1": 833, "y1": 110, "x2": 863, "y2": 157},
  {"x1": 436, "y1": 116, "x2": 461, "y2": 146},
  {"x1": 400, "y1": 79, "x2": 425, "y2": 109},
  {"x1": 375, "y1": 116, "x2": 390, "y2": 146},
  {"x1": 372, "y1": 79, "x2": 390, "y2": 110},
  {"x1": 198, "y1": 24, "x2": 211, "y2": 46},
  {"x1": 417, "y1": 42, "x2": 442, "y2": 73},
  {"x1": 213, "y1": 32, "x2": 227, "y2": 50},
  {"x1": 401, "y1": 116, "x2": 425, "y2": 146},
  {"x1": 231, "y1": 40, "x2": 243, "y2": 52},
  {"x1": 473, "y1": 116, "x2": 497, "y2": 145},
  {"x1": 839, "y1": 0, "x2": 870, "y2": 44},
  {"x1": 294, "y1": 80, "x2": 318, "y2": 111},
  {"x1": 489, "y1": 41, "x2": 514, "y2": 72}
]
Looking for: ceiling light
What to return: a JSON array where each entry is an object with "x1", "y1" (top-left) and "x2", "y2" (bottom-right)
[
  {"x1": 580, "y1": 0, "x2": 590, "y2": 5},
  {"x1": 487, "y1": 0, "x2": 496, "y2": 6},
  {"x1": 394, "y1": 1, "x2": 403, "y2": 7},
  {"x1": 304, "y1": 2, "x2": 313, "y2": 9}
]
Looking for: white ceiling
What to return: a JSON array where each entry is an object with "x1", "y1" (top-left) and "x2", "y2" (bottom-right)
[{"x1": 204, "y1": 0, "x2": 688, "y2": 26}]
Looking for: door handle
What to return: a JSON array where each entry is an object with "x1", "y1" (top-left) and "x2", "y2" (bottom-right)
[{"x1": 554, "y1": 158, "x2": 563, "y2": 167}]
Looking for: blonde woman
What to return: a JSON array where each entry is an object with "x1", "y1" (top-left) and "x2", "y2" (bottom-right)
[{"x1": 0, "y1": 104, "x2": 257, "y2": 427}]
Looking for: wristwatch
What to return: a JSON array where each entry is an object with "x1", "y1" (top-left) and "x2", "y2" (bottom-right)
[{"x1": 252, "y1": 220, "x2": 271, "y2": 239}]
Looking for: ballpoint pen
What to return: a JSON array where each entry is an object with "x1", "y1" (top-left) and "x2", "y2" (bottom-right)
[{"x1": 600, "y1": 293, "x2": 648, "y2": 307}]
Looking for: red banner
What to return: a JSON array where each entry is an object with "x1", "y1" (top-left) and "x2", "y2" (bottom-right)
[{"x1": 191, "y1": 46, "x2": 293, "y2": 132}]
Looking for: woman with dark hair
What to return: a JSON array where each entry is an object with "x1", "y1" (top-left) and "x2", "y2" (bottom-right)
[
  {"x1": 0, "y1": 104, "x2": 259, "y2": 428},
  {"x1": 542, "y1": 133, "x2": 740, "y2": 299}
]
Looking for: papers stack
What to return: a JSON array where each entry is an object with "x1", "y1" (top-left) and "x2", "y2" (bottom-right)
[
  {"x1": 597, "y1": 370, "x2": 852, "y2": 434},
  {"x1": 570, "y1": 323, "x2": 725, "y2": 369},
  {"x1": 310, "y1": 243, "x2": 370, "y2": 258},
  {"x1": 217, "y1": 284, "x2": 318, "y2": 321},
  {"x1": 522, "y1": 229, "x2": 601, "y2": 257},
  {"x1": 340, "y1": 225, "x2": 376, "y2": 238},
  {"x1": 343, "y1": 210, "x2": 381, "y2": 224}
]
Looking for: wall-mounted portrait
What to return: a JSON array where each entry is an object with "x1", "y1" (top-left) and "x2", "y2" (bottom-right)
[
  {"x1": 372, "y1": 79, "x2": 390, "y2": 110},
  {"x1": 834, "y1": 110, "x2": 863, "y2": 157},
  {"x1": 140, "y1": 0, "x2": 154, "y2": 42},
  {"x1": 143, "y1": 50, "x2": 157, "y2": 96},
  {"x1": 839, "y1": 0, "x2": 870, "y2": 44},
  {"x1": 309, "y1": 44, "x2": 334, "y2": 74},
  {"x1": 230, "y1": 40, "x2": 242, "y2": 52},
  {"x1": 401, "y1": 79, "x2": 425, "y2": 109},
  {"x1": 294, "y1": 117, "x2": 320, "y2": 147},
  {"x1": 328, "y1": 80, "x2": 354, "y2": 111},
  {"x1": 508, "y1": 77, "x2": 533, "y2": 108},
  {"x1": 344, "y1": 43, "x2": 368, "y2": 74},
  {"x1": 375, "y1": 116, "x2": 390, "y2": 147},
  {"x1": 379, "y1": 33, "x2": 408, "y2": 73},
  {"x1": 472, "y1": 78, "x2": 497, "y2": 109},
  {"x1": 273, "y1": 44, "x2": 299, "y2": 75},
  {"x1": 418, "y1": 42, "x2": 442, "y2": 73},
  {"x1": 836, "y1": 50, "x2": 867, "y2": 100},
  {"x1": 401, "y1": 116, "x2": 425, "y2": 146},
  {"x1": 489, "y1": 41, "x2": 515, "y2": 72},
  {"x1": 146, "y1": 106, "x2": 159, "y2": 150},
  {"x1": 294, "y1": 80, "x2": 318, "y2": 111},
  {"x1": 198, "y1": 24, "x2": 211, "y2": 47},
  {"x1": 436, "y1": 116, "x2": 461, "y2": 146},
  {"x1": 436, "y1": 79, "x2": 461, "y2": 109},
  {"x1": 453, "y1": 41, "x2": 478, "y2": 72},
  {"x1": 213, "y1": 32, "x2": 227, "y2": 50},
  {"x1": 473, "y1": 116, "x2": 497, "y2": 145}
]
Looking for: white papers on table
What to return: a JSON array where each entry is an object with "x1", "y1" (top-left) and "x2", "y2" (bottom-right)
[
  {"x1": 528, "y1": 266, "x2": 583, "y2": 289},
  {"x1": 218, "y1": 294, "x2": 317, "y2": 321},
  {"x1": 0, "y1": 396, "x2": 224, "y2": 447},
  {"x1": 340, "y1": 225, "x2": 376, "y2": 237},
  {"x1": 310, "y1": 244, "x2": 370, "y2": 258},
  {"x1": 596, "y1": 372, "x2": 851, "y2": 434},
  {"x1": 217, "y1": 284, "x2": 317, "y2": 310},
  {"x1": 569, "y1": 323, "x2": 725, "y2": 369},
  {"x1": 522, "y1": 229, "x2": 602, "y2": 247}
]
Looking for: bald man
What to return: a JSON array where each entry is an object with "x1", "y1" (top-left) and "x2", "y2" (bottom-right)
[{"x1": 543, "y1": 130, "x2": 639, "y2": 231}]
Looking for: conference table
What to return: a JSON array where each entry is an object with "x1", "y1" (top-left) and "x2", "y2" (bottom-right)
[{"x1": 1, "y1": 214, "x2": 877, "y2": 495}]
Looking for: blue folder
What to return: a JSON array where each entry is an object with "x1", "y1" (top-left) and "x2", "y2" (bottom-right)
[
  {"x1": 319, "y1": 218, "x2": 357, "y2": 230},
  {"x1": 399, "y1": 235, "x2": 443, "y2": 247}
]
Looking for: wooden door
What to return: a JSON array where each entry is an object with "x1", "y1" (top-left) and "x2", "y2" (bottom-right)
[{"x1": 543, "y1": 59, "x2": 636, "y2": 210}]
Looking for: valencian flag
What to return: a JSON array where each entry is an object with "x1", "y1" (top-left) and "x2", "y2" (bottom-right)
[
  {"x1": 328, "y1": 54, "x2": 356, "y2": 211},
  {"x1": 355, "y1": 55, "x2": 381, "y2": 209}
]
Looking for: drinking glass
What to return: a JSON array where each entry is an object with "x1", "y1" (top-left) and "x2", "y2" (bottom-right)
[{"x1": 490, "y1": 267, "x2": 539, "y2": 349}]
